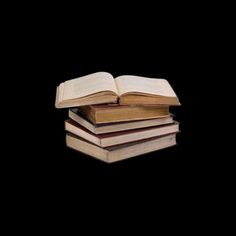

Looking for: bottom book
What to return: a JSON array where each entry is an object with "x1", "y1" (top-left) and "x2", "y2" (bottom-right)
[{"x1": 66, "y1": 133, "x2": 177, "y2": 163}]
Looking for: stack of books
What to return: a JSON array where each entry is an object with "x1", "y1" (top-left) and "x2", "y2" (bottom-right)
[{"x1": 55, "y1": 72, "x2": 180, "y2": 163}]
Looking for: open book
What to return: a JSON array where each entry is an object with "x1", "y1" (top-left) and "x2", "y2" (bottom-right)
[{"x1": 55, "y1": 72, "x2": 180, "y2": 108}]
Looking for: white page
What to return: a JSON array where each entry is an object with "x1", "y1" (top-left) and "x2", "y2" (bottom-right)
[
  {"x1": 62, "y1": 72, "x2": 118, "y2": 100},
  {"x1": 115, "y1": 75, "x2": 177, "y2": 97}
]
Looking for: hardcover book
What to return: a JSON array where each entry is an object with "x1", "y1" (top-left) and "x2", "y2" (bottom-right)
[
  {"x1": 55, "y1": 72, "x2": 180, "y2": 108},
  {"x1": 76, "y1": 104, "x2": 170, "y2": 124},
  {"x1": 69, "y1": 108, "x2": 174, "y2": 134},
  {"x1": 65, "y1": 119, "x2": 179, "y2": 147},
  {"x1": 66, "y1": 133, "x2": 177, "y2": 163}
]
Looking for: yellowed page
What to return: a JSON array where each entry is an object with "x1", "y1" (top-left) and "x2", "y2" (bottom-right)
[
  {"x1": 62, "y1": 72, "x2": 118, "y2": 100},
  {"x1": 115, "y1": 75, "x2": 177, "y2": 97}
]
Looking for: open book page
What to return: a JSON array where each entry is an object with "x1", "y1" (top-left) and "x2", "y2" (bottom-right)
[
  {"x1": 115, "y1": 75, "x2": 177, "y2": 97},
  {"x1": 62, "y1": 72, "x2": 118, "y2": 101}
]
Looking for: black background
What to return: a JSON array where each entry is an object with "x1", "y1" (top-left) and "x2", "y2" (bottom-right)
[
  {"x1": 9, "y1": 4, "x2": 218, "y2": 198},
  {"x1": 34, "y1": 32, "x2": 204, "y2": 184},
  {"x1": 4, "y1": 4, "x2": 231, "y2": 228},
  {"x1": 3, "y1": 3, "x2": 233, "y2": 230}
]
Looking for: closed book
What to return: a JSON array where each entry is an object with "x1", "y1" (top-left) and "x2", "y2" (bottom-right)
[
  {"x1": 69, "y1": 108, "x2": 174, "y2": 134},
  {"x1": 66, "y1": 132, "x2": 177, "y2": 163},
  {"x1": 65, "y1": 119, "x2": 179, "y2": 147},
  {"x1": 77, "y1": 104, "x2": 170, "y2": 124}
]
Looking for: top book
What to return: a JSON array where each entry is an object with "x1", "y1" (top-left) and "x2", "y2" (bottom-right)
[{"x1": 55, "y1": 72, "x2": 180, "y2": 108}]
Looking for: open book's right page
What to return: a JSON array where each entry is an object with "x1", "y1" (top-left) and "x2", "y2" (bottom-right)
[
  {"x1": 115, "y1": 75, "x2": 179, "y2": 105},
  {"x1": 115, "y1": 75, "x2": 176, "y2": 97}
]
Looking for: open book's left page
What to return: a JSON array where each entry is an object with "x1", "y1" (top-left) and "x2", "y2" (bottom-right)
[
  {"x1": 60, "y1": 72, "x2": 118, "y2": 100},
  {"x1": 56, "y1": 72, "x2": 119, "y2": 108}
]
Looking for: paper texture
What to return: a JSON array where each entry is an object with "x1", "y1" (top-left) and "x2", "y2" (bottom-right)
[
  {"x1": 62, "y1": 72, "x2": 118, "y2": 100},
  {"x1": 115, "y1": 75, "x2": 177, "y2": 97}
]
